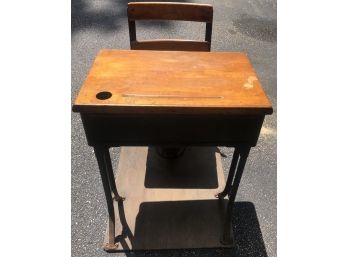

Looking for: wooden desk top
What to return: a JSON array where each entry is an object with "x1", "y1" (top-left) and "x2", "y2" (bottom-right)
[{"x1": 73, "y1": 50, "x2": 273, "y2": 115}]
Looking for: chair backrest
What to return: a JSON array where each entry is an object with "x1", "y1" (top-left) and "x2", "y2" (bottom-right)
[{"x1": 127, "y1": 2, "x2": 213, "y2": 51}]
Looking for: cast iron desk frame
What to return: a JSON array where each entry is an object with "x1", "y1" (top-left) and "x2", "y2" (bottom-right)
[
  {"x1": 79, "y1": 114, "x2": 266, "y2": 250},
  {"x1": 73, "y1": 50, "x2": 273, "y2": 251}
]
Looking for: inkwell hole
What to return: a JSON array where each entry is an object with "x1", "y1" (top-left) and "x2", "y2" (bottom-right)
[{"x1": 96, "y1": 91, "x2": 112, "y2": 100}]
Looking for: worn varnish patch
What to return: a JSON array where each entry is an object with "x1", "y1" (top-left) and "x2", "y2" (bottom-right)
[{"x1": 243, "y1": 75, "x2": 258, "y2": 89}]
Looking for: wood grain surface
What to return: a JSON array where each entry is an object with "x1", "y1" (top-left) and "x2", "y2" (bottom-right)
[{"x1": 73, "y1": 50, "x2": 273, "y2": 115}]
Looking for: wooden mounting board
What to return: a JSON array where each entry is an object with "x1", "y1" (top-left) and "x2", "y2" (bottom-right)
[{"x1": 104, "y1": 146, "x2": 231, "y2": 251}]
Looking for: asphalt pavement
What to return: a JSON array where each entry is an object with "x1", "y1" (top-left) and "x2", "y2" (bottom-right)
[{"x1": 72, "y1": 0, "x2": 277, "y2": 256}]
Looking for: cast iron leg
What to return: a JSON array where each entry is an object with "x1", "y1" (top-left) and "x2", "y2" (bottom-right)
[
  {"x1": 221, "y1": 146, "x2": 251, "y2": 245},
  {"x1": 103, "y1": 147, "x2": 125, "y2": 202},
  {"x1": 94, "y1": 146, "x2": 124, "y2": 248},
  {"x1": 215, "y1": 148, "x2": 240, "y2": 199}
]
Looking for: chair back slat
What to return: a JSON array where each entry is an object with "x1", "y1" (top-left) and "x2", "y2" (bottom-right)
[
  {"x1": 131, "y1": 40, "x2": 210, "y2": 51},
  {"x1": 128, "y1": 2, "x2": 213, "y2": 22}
]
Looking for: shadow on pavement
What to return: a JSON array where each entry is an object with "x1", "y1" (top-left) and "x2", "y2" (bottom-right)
[
  {"x1": 118, "y1": 201, "x2": 268, "y2": 257},
  {"x1": 145, "y1": 147, "x2": 219, "y2": 189}
]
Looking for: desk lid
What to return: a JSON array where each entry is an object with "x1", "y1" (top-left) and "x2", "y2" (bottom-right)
[{"x1": 73, "y1": 50, "x2": 273, "y2": 115}]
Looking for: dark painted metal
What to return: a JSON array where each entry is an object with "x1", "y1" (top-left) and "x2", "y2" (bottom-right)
[
  {"x1": 228, "y1": 146, "x2": 251, "y2": 203},
  {"x1": 103, "y1": 147, "x2": 125, "y2": 202},
  {"x1": 86, "y1": 113, "x2": 260, "y2": 247},
  {"x1": 94, "y1": 145, "x2": 116, "y2": 246},
  {"x1": 215, "y1": 148, "x2": 240, "y2": 199},
  {"x1": 221, "y1": 146, "x2": 251, "y2": 245}
]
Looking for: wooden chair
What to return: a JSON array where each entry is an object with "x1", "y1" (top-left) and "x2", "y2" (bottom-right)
[{"x1": 127, "y1": 2, "x2": 213, "y2": 51}]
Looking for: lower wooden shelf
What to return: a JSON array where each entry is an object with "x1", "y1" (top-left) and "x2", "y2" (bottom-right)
[{"x1": 104, "y1": 146, "x2": 232, "y2": 251}]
